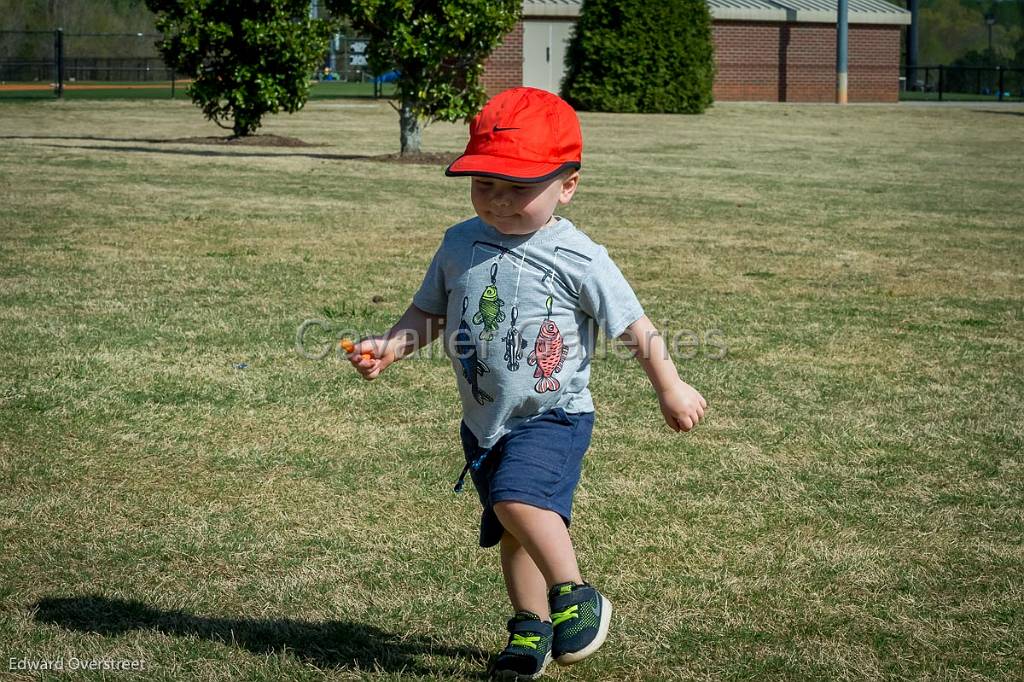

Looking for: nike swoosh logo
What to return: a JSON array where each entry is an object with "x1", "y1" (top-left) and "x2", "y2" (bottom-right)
[{"x1": 492, "y1": 125, "x2": 520, "y2": 133}]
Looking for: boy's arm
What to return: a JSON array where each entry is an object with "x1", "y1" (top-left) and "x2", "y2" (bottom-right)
[
  {"x1": 383, "y1": 303, "x2": 446, "y2": 360},
  {"x1": 618, "y1": 315, "x2": 707, "y2": 432},
  {"x1": 348, "y1": 304, "x2": 445, "y2": 380}
]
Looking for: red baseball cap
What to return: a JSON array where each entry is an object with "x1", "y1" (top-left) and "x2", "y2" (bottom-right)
[{"x1": 446, "y1": 87, "x2": 582, "y2": 183}]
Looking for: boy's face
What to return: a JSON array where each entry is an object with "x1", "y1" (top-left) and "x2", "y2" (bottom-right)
[{"x1": 470, "y1": 172, "x2": 580, "y2": 236}]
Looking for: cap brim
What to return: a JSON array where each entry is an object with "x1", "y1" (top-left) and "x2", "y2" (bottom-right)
[{"x1": 445, "y1": 156, "x2": 580, "y2": 183}]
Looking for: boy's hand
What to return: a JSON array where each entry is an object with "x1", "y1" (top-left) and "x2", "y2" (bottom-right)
[
  {"x1": 346, "y1": 336, "x2": 395, "y2": 381},
  {"x1": 657, "y1": 379, "x2": 707, "y2": 432}
]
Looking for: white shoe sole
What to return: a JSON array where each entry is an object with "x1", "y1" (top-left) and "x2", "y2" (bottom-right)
[
  {"x1": 491, "y1": 651, "x2": 553, "y2": 681},
  {"x1": 555, "y1": 594, "x2": 612, "y2": 665}
]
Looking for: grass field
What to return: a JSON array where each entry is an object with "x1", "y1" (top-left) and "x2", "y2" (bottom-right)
[
  {"x1": 1, "y1": 98, "x2": 1022, "y2": 681},
  {"x1": 0, "y1": 80, "x2": 395, "y2": 101}
]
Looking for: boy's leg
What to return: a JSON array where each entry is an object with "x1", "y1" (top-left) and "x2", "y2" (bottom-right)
[
  {"x1": 499, "y1": 531, "x2": 551, "y2": 619},
  {"x1": 494, "y1": 500, "x2": 611, "y2": 667},
  {"x1": 494, "y1": 532, "x2": 556, "y2": 680},
  {"x1": 493, "y1": 501, "x2": 582, "y2": 588}
]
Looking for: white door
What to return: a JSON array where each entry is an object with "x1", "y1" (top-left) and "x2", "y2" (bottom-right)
[{"x1": 523, "y1": 20, "x2": 575, "y2": 95}]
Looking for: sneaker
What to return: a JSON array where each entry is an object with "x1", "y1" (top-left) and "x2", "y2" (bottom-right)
[
  {"x1": 490, "y1": 610, "x2": 554, "y2": 681},
  {"x1": 548, "y1": 582, "x2": 612, "y2": 665}
]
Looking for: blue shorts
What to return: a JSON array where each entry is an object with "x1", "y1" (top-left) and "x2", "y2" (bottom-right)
[{"x1": 459, "y1": 407, "x2": 595, "y2": 548}]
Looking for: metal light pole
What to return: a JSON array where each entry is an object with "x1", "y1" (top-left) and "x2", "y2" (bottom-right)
[
  {"x1": 906, "y1": 0, "x2": 919, "y2": 90},
  {"x1": 53, "y1": 28, "x2": 64, "y2": 99},
  {"x1": 837, "y1": 0, "x2": 849, "y2": 104}
]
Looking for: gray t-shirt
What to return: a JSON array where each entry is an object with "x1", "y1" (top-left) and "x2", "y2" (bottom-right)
[{"x1": 413, "y1": 216, "x2": 644, "y2": 448}]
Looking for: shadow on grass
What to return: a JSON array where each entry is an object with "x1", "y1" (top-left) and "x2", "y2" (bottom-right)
[
  {"x1": 0, "y1": 135, "x2": 364, "y2": 160},
  {"x1": 970, "y1": 109, "x2": 1024, "y2": 117},
  {"x1": 45, "y1": 143, "x2": 371, "y2": 161},
  {"x1": 37, "y1": 140, "x2": 458, "y2": 162},
  {"x1": 33, "y1": 594, "x2": 491, "y2": 679},
  {"x1": 9, "y1": 139, "x2": 456, "y2": 164},
  {"x1": 0, "y1": 134, "x2": 197, "y2": 144}
]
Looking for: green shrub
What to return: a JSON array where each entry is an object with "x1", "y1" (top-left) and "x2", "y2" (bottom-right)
[
  {"x1": 562, "y1": 0, "x2": 715, "y2": 114},
  {"x1": 147, "y1": 0, "x2": 335, "y2": 137},
  {"x1": 327, "y1": 0, "x2": 520, "y2": 155}
]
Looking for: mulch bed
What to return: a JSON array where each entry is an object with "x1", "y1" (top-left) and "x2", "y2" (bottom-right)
[
  {"x1": 372, "y1": 151, "x2": 459, "y2": 165},
  {"x1": 166, "y1": 134, "x2": 317, "y2": 147}
]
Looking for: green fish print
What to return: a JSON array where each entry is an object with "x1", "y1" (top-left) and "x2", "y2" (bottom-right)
[{"x1": 472, "y1": 284, "x2": 506, "y2": 341}]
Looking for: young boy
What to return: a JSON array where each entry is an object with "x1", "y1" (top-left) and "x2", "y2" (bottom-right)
[{"x1": 346, "y1": 87, "x2": 706, "y2": 680}]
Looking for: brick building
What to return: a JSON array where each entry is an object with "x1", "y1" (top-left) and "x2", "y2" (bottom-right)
[{"x1": 482, "y1": 0, "x2": 911, "y2": 103}]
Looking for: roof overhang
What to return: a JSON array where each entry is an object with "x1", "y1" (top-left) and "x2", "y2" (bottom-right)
[
  {"x1": 710, "y1": 0, "x2": 910, "y2": 25},
  {"x1": 523, "y1": 0, "x2": 582, "y2": 17},
  {"x1": 522, "y1": 0, "x2": 911, "y2": 25}
]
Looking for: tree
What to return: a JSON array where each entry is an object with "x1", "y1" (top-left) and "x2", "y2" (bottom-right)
[
  {"x1": 561, "y1": 0, "x2": 715, "y2": 114},
  {"x1": 919, "y1": 0, "x2": 992, "y2": 65},
  {"x1": 146, "y1": 0, "x2": 335, "y2": 137},
  {"x1": 325, "y1": 0, "x2": 520, "y2": 155},
  {"x1": 1012, "y1": 0, "x2": 1024, "y2": 65},
  {"x1": 0, "y1": 0, "x2": 158, "y2": 63}
]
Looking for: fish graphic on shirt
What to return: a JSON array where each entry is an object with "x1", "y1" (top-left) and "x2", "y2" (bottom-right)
[
  {"x1": 455, "y1": 319, "x2": 493, "y2": 405},
  {"x1": 528, "y1": 319, "x2": 568, "y2": 393},
  {"x1": 472, "y1": 285, "x2": 506, "y2": 341},
  {"x1": 503, "y1": 324, "x2": 528, "y2": 371}
]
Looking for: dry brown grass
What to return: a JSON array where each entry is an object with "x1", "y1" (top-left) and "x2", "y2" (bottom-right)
[{"x1": 1, "y1": 97, "x2": 1022, "y2": 680}]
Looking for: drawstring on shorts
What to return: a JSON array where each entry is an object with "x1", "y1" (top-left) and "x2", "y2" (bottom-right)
[{"x1": 453, "y1": 450, "x2": 490, "y2": 493}]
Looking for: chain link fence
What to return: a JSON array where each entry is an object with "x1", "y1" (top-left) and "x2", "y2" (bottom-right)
[
  {"x1": 1, "y1": 29, "x2": 389, "y2": 99},
  {"x1": 1, "y1": 29, "x2": 170, "y2": 85},
  {"x1": 0, "y1": 29, "x2": 53, "y2": 83},
  {"x1": 902, "y1": 65, "x2": 1024, "y2": 102}
]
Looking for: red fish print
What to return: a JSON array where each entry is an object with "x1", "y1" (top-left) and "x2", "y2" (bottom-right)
[{"x1": 528, "y1": 319, "x2": 568, "y2": 393}]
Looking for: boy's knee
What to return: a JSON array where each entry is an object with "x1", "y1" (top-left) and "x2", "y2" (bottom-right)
[
  {"x1": 499, "y1": 529, "x2": 520, "y2": 548},
  {"x1": 493, "y1": 500, "x2": 531, "y2": 520},
  {"x1": 494, "y1": 500, "x2": 556, "y2": 527}
]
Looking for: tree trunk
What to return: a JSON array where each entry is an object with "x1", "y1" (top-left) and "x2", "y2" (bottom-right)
[{"x1": 399, "y1": 98, "x2": 422, "y2": 155}]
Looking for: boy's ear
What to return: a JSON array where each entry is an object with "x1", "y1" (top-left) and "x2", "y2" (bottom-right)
[{"x1": 558, "y1": 171, "x2": 581, "y2": 204}]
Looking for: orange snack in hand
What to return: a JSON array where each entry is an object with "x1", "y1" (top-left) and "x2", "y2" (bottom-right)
[{"x1": 339, "y1": 337, "x2": 373, "y2": 361}]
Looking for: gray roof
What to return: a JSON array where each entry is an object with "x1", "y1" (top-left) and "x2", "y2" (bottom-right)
[
  {"x1": 523, "y1": 0, "x2": 584, "y2": 17},
  {"x1": 523, "y1": 0, "x2": 911, "y2": 25},
  {"x1": 710, "y1": 0, "x2": 910, "y2": 24}
]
